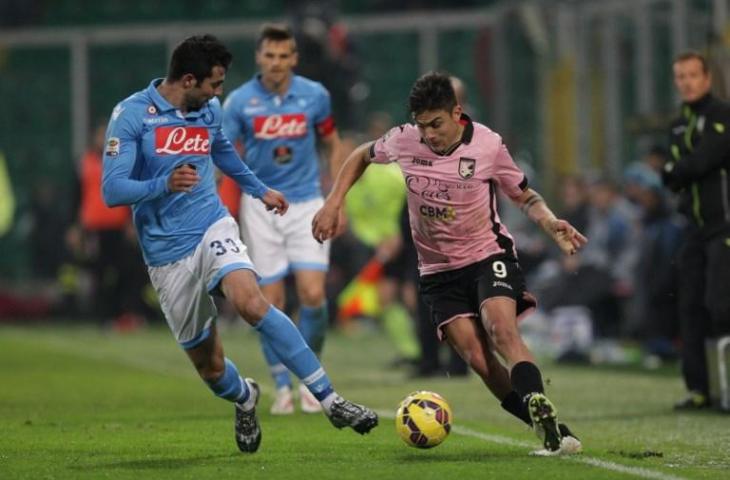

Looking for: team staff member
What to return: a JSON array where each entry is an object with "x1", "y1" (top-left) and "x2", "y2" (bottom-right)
[{"x1": 663, "y1": 51, "x2": 730, "y2": 409}]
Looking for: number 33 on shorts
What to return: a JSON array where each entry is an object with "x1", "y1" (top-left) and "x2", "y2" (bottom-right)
[{"x1": 209, "y1": 237, "x2": 243, "y2": 256}]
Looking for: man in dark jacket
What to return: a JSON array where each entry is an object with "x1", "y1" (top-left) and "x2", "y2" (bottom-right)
[{"x1": 663, "y1": 51, "x2": 730, "y2": 409}]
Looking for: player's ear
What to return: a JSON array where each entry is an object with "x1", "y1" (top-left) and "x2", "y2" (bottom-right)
[
  {"x1": 452, "y1": 104, "x2": 463, "y2": 121},
  {"x1": 182, "y1": 73, "x2": 197, "y2": 89}
]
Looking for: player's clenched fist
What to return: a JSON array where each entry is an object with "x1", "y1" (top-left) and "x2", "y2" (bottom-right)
[
  {"x1": 261, "y1": 189, "x2": 289, "y2": 215},
  {"x1": 167, "y1": 164, "x2": 200, "y2": 193}
]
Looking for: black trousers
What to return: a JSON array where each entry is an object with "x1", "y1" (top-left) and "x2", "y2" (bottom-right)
[{"x1": 677, "y1": 228, "x2": 730, "y2": 395}]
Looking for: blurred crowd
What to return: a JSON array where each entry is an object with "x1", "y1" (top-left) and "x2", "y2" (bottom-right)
[{"x1": 512, "y1": 146, "x2": 684, "y2": 368}]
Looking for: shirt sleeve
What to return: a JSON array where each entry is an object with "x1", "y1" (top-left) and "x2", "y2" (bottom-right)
[
  {"x1": 221, "y1": 92, "x2": 246, "y2": 145},
  {"x1": 314, "y1": 85, "x2": 336, "y2": 137},
  {"x1": 211, "y1": 124, "x2": 268, "y2": 199},
  {"x1": 368, "y1": 125, "x2": 404, "y2": 164},
  {"x1": 493, "y1": 142, "x2": 528, "y2": 199},
  {"x1": 101, "y1": 104, "x2": 168, "y2": 207}
]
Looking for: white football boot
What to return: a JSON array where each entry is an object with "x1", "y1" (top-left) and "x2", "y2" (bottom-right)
[{"x1": 270, "y1": 386, "x2": 294, "y2": 415}]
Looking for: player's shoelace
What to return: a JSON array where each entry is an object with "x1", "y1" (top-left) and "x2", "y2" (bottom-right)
[
  {"x1": 235, "y1": 379, "x2": 262, "y2": 453},
  {"x1": 327, "y1": 397, "x2": 379, "y2": 434},
  {"x1": 528, "y1": 393, "x2": 562, "y2": 451}
]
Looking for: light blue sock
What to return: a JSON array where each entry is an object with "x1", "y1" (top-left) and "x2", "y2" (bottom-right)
[
  {"x1": 298, "y1": 303, "x2": 328, "y2": 356},
  {"x1": 260, "y1": 337, "x2": 292, "y2": 389},
  {"x1": 207, "y1": 358, "x2": 250, "y2": 403},
  {"x1": 255, "y1": 305, "x2": 334, "y2": 401}
]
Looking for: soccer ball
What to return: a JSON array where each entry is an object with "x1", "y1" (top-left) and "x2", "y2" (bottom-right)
[{"x1": 395, "y1": 390, "x2": 452, "y2": 448}]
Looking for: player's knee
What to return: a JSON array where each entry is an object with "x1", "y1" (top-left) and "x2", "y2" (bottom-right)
[
  {"x1": 488, "y1": 320, "x2": 519, "y2": 350},
  {"x1": 236, "y1": 292, "x2": 271, "y2": 324},
  {"x1": 298, "y1": 284, "x2": 325, "y2": 306}
]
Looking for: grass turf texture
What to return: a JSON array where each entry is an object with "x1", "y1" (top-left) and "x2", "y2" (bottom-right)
[{"x1": 1, "y1": 324, "x2": 729, "y2": 479}]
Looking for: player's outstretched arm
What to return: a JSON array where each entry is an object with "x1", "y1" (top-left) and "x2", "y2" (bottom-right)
[
  {"x1": 312, "y1": 141, "x2": 372, "y2": 243},
  {"x1": 512, "y1": 188, "x2": 587, "y2": 255}
]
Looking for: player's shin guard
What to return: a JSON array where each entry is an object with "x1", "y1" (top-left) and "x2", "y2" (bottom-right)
[
  {"x1": 298, "y1": 303, "x2": 328, "y2": 356},
  {"x1": 255, "y1": 305, "x2": 334, "y2": 401},
  {"x1": 207, "y1": 358, "x2": 250, "y2": 404},
  {"x1": 260, "y1": 337, "x2": 292, "y2": 390},
  {"x1": 510, "y1": 361, "x2": 545, "y2": 400}
]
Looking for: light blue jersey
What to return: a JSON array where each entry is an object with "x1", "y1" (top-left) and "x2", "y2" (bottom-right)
[
  {"x1": 102, "y1": 78, "x2": 268, "y2": 267},
  {"x1": 222, "y1": 74, "x2": 335, "y2": 202}
]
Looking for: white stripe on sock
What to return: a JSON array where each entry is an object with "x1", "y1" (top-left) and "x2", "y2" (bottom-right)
[{"x1": 301, "y1": 367, "x2": 326, "y2": 385}]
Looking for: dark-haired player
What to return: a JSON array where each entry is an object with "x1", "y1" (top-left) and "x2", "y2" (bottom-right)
[
  {"x1": 102, "y1": 34, "x2": 377, "y2": 454},
  {"x1": 313, "y1": 71, "x2": 585, "y2": 455}
]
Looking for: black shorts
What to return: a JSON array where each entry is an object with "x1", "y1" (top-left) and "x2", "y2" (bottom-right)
[{"x1": 418, "y1": 254, "x2": 537, "y2": 340}]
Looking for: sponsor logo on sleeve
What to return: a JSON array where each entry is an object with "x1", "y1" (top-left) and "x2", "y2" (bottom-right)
[
  {"x1": 105, "y1": 137, "x2": 120, "y2": 156},
  {"x1": 154, "y1": 126, "x2": 210, "y2": 155}
]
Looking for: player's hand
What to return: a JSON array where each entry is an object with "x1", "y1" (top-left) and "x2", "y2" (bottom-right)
[
  {"x1": 312, "y1": 202, "x2": 341, "y2": 244},
  {"x1": 261, "y1": 189, "x2": 288, "y2": 215},
  {"x1": 544, "y1": 218, "x2": 587, "y2": 255},
  {"x1": 168, "y1": 164, "x2": 200, "y2": 193}
]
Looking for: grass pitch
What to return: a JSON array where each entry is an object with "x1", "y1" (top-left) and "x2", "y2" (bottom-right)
[{"x1": 1, "y1": 324, "x2": 729, "y2": 479}]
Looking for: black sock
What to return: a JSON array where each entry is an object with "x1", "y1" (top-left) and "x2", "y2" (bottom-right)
[
  {"x1": 510, "y1": 361, "x2": 544, "y2": 400},
  {"x1": 500, "y1": 390, "x2": 532, "y2": 426}
]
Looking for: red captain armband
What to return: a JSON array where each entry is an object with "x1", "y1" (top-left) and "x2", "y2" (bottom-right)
[{"x1": 316, "y1": 116, "x2": 336, "y2": 137}]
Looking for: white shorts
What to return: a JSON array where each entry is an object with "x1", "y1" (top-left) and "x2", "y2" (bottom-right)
[
  {"x1": 239, "y1": 195, "x2": 330, "y2": 285},
  {"x1": 148, "y1": 216, "x2": 257, "y2": 348}
]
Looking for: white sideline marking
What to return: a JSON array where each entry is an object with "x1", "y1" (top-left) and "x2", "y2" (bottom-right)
[
  {"x1": 13, "y1": 332, "x2": 688, "y2": 480},
  {"x1": 378, "y1": 410, "x2": 688, "y2": 480}
]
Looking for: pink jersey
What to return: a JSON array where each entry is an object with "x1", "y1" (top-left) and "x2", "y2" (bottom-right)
[{"x1": 369, "y1": 115, "x2": 527, "y2": 276}]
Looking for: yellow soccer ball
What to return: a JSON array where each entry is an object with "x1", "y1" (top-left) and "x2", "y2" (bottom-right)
[{"x1": 395, "y1": 391, "x2": 452, "y2": 448}]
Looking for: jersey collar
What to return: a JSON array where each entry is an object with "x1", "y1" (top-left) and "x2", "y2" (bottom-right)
[
  {"x1": 459, "y1": 113, "x2": 474, "y2": 144},
  {"x1": 253, "y1": 73, "x2": 297, "y2": 99},
  {"x1": 147, "y1": 78, "x2": 176, "y2": 112},
  {"x1": 684, "y1": 92, "x2": 713, "y2": 114},
  {"x1": 147, "y1": 77, "x2": 209, "y2": 120}
]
